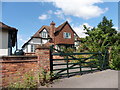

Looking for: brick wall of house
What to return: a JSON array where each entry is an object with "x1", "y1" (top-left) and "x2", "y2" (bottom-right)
[
  {"x1": 0, "y1": 45, "x2": 51, "y2": 87},
  {"x1": 55, "y1": 24, "x2": 74, "y2": 45}
]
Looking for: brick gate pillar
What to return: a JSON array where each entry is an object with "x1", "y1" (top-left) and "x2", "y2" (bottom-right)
[{"x1": 35, "y1": 45, "x2": 50, "y2": 71}]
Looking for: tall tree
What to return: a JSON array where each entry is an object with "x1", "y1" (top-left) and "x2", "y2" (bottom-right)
[
  {"x1": 97, "y1": 16, "x2": 117, "y2": 35},
  {"x1": 82, "y1": 16, "x2": 118, "y2": 52},
  {"x1": 79, "y1": 16, "x2": 120, "y2": 70}
]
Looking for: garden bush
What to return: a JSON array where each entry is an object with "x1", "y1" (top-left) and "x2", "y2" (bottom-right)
[{"x1": 8, "y1": 68, "x2": 54, "y2": 88}]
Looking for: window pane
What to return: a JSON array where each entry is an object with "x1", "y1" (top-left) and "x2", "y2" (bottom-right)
[
  {"x1": 31, "y1": 45, "x2": 35, "y2": 52},
  {"x1": 41, "y1": 31, "x2": 47, "y2": 38},
  {"x1": 64, "y1": 32, "x2": 71, "y2": 39}
]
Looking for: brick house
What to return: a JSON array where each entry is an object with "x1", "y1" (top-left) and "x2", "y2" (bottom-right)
[
  {"x1": 0, "y1": 22, "x2": 18, "y2": 56},
  {"x1": 22, "y1": 21, "x2": 80, "y2": 53}
]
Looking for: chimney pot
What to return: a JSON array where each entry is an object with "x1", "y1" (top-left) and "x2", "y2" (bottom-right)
[{"x1": 50, "y1": 21, "x2": 55, "y2": 25}]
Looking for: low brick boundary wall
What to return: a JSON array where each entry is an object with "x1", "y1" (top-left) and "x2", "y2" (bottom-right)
[
  {"x1": 25, "y1": 53, "x2": 36, "y2": 56},
  {"x1": 1, "y1": 55, "x2": 37, "y2": 60},
  {"x1": 0, "y1": 45, "x2": 51, "y2": 87},
  {"x1": 1, "y1": 56, "x2": 38, "y2": 87}
]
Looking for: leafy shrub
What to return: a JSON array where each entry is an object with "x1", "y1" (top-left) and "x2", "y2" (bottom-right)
[
  {"x1": 38, "y1": 68, "x2": 54, "y2": 86},
  {"x1": 8, "y1": 68, "x2": 54, "y2": 88},
  {"x1": 110, "y1": 55, "x2": 120, "y2": 70},
  {"x1": 109, "y1": 46, "x2": 120, "y2": 70},
  {"x1": 9, "y1": 71, "x2": 37, "y2": 88}
]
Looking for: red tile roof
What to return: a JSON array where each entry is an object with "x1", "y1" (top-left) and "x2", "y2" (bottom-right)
[
  {"x1": 22, "y1": 21, "x2": 80, "y2": 48},
  {"x1": 55, "y1": 21, "x2": 67, "y2": 33},
  {"x1": 32, "y1": 25, "x2": 50, "y2": 38},
  {"x1": 32, "y1": 21, "x2": 70, "y2": 38}
]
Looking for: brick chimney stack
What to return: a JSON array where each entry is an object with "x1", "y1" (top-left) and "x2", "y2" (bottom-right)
[{"x1": 50, "y1": 21, "x2": 55, "y2": 41}]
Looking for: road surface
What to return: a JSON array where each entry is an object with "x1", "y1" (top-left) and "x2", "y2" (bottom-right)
[{"x1": 40, "y1": 69, "x2": 119, "y2": 88}]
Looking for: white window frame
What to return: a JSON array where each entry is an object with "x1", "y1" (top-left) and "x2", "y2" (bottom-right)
[
  {"x1": 64, "y1": 32, "x2": 71, "y2": 39},
  {"x1": 31, "y1": 44, "x2": 35, "y2": 52},
  {"x1": 40, "y1": 29, "x2": 48, "y2": 38}
]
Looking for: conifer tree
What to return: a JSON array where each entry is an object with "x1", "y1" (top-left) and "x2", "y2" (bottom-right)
[{"x1": 79, "y1": 16, "x2": 120, "y2": 70}]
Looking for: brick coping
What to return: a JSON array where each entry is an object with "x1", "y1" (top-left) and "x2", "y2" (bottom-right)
[
  {"x1": 0, "y1": 59, "x2": 38, "y2": 63},
  {"x1": 0, "y1": 55, "x2": 38, "y2": 63},
  {"x1": 1, "y1": 55, "x2": 37, "y2": 58}
]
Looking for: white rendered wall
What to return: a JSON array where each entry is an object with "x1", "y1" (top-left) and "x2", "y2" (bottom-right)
[
  {"x1": 23, "y1": 37, "x2": 49, "y2": 53},
  {"x1": 0, "y1": 49, "x2": 8, "y2": 56},
  {"x1": 24, "y1": 38, "x2": 42, "y2": 53},
  {"x1": 2, "y1": 30, "x2": 8, "y2": 49},
  {"x1": 0, "y1": 30, "x2": 9, "y2": 56},
  {"x1": 29, "y1": 38, "x2": 42, "y2": 44},
  {"x1": 27, "y1": 44, "x2": 31, "y2": 53},
  {"x1": 42, "y1": 39, "x2": 48, "y2": 44}
]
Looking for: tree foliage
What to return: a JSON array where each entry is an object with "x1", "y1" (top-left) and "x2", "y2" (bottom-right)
[{"x1": 78, "y1": 16, "x2": 120, "y2": 70}]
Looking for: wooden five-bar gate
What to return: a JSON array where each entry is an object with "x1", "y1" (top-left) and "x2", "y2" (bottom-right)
[{"x1": 50, "y1": 45, "x2": 109, "y2": 78}]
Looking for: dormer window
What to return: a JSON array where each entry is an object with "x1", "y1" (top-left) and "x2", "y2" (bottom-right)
[
  {"x1": 64, "y1": 32, "x2": 71, "y2": 39},
  {"x1": 40, "y1": 29, "x2": 48, "y2": 38}
]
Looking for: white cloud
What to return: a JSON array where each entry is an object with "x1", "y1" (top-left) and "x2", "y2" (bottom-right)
[
  {"x1": 38, "y1": 10, "x2": 52, "y2": 20},
  {"x1": 54, "y1": 10, "x2": 65, "y2": 19},
  {"x1": 66, "y1": 17, "x2": 72, "y2": 23},
  {"x1": 113, "y1": 26, "x2": 120, "y2": 33},
  {"x1": 113, "y1": 26, "x2": 118, "y2": 30},
  {"x1": 47, "y1": 10, "x2": 53, "y2": 14},
  {"x1": 38, "y1": 14, "x2": 48, "y2": 20},
  {"x1": 54, "y1": 10, "x2": 72, "y2": 22},
  {"x1": 41, "y1": 0, "x2": 108, "y2": 19},
  {"x1": 72, "y1": 23, "x2": 93, "y2": 38}
]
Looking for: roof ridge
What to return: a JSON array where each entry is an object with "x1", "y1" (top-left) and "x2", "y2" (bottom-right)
[
  {"x1": 56, "y1": 21, "x2": 67, "y2": 28},
  {"x1": 55, "y1": 21, "x2": 68, "y2": 32},
  {"x1": 32, "y1": 25, "x2": 51, "y2": 38}
]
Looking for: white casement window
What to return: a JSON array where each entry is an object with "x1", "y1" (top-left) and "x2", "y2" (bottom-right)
[
  {"x1": 31, "y1": 45, "x2": 35, "y2": 52},
  {"x1": 40, "y1": 29, "x2": 48, "y2": 38},
  {"x1": 64, "y1": 32, "x2": 71, "y2": 39}
]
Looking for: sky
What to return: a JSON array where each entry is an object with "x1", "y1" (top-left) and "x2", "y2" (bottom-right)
[{"x1": 1, "y1": 0, "x2": 119, "y2": 49}]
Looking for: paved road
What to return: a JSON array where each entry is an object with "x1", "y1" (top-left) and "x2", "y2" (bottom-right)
[{"x1": 40, "y1": 69, "x2": 119, "y2": 88}]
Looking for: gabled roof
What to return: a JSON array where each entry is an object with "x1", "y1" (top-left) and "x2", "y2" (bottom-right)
[
  {"x1": 55, "y1": 21, "x2": 79, "y2": 37},
  {"x1": 32, "y1": 21, "x2": 79, "y2": 38},
  {"x1": 22, "y1": 21, "x2": 80, "y2": 48},
  {"x1": 55, "y1": 21, "x2": 67, "y2": 33},
  {"x1": 32, "y1": 25, "x2": 50, "y2": 38}
]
